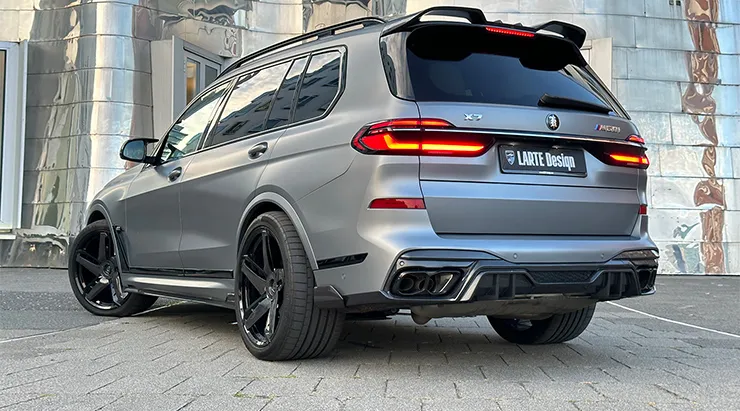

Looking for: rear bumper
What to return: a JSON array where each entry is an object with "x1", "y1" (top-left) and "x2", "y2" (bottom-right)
[{"x1": 315, "y1": 249, "x2": 658, "y2": 311}]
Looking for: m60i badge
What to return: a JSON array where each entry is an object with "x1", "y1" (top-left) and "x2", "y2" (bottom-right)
[{"x1": 595, "y1": 124, "x2": 621, "y2": 133}]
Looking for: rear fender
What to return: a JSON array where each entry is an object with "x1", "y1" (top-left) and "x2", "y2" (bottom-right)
[{"x1": 239, "y1": 192, "x2": 318, "y2": 270}]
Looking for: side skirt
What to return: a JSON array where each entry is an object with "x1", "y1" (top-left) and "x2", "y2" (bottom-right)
[{"x1": 121, "y1": 272, "x2": 235, "y2": 309}]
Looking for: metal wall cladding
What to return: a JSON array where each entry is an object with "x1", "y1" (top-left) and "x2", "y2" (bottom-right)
[{"x1": 1, "y1": 0, "x2": 739, "y2": 274}]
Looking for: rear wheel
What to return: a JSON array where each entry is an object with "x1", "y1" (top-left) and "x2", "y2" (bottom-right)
[
  {"x1": 236, "y1": 211, "x2": 344, "y2": 361},
  {"x1": 69, "y1": 220, "x2": 157, "y2": 317},
  {"x1": 488, "y1": 304, "x2": 596, "y2": 345}
]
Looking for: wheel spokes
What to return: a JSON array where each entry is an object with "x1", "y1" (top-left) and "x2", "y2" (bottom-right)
[
  {"x1": 261, "y1": 230, "x2": 272, "y2": 273},
  {"x1": 243, "y1": 295, "x2": 271, "y2": 330},
  {"x1": 76, "y1": 251, "x2": 102, "y2": 276},
  {"x1": 241, "y1": 259, "x2": 266, "y2": 292},
  {"x1": 264, "y1": 296, "x2": 279, "y2": 340},
  {"x1": 97, "y1": 232, "x2": 109, "y2": 262},
  {"x1": 86, "y1": 280, "x2": 110, "y2": 301},
  {"x1": 243, "y1": 254, "x2": 270, "y2": 279}
]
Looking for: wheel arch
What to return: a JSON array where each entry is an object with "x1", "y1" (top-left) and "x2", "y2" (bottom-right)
[
  {"x1": 83, "y1": 201, "x2": 126, "y2": 273},
  {"x1": 238, "y1": 192, "x2": 318, "y2": 270}
]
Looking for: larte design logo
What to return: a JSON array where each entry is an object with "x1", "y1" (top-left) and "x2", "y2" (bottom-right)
[
  {"x1": 505, "y1": 150, "x2": 516, "y2": 165},
  {"x1": 513, "y1": 149, "x2": 577, "y2": 172}
]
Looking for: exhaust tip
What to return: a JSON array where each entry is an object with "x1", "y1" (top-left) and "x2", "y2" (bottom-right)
[{"x1": 390, "y1": 270, "x2": 462, "y2": 297}]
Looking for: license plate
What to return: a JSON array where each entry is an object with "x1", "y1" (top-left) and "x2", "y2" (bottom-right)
[{"x1": 498, "y1": 145, "x2": 586, "y2": 176}]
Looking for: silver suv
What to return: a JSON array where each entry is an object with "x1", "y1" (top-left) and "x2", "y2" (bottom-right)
[{"x1": 69, "y1": 6, "x2": 659, "y2": 361}]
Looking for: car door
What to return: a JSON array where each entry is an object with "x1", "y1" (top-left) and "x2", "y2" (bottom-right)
[
  {"x1": 124, "y1": 82, "x2": 230, "y2": 270},
  {"x1": 177, "y1": 57, "x2": 306, "y2": 273}
]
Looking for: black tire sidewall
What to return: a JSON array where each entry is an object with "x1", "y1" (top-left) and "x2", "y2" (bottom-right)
[{"x1": 235, "y1": 212, "x2": 308, "y2": 359}]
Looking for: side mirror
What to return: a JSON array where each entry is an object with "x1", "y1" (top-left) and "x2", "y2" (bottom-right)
[{"x1": 120, "y1": 138, "x2": 158, "y2": 164}]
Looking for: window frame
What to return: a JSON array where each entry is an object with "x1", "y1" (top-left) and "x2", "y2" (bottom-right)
[
  {"x1": 201, "y1": 59, "x2": 295, "y2": 149},
  {"x1": 0, "y1": 41, "x2": 27, "y2": 234},
  {"x1": 193, "y1": 45, "x2": 347, "y2": 154},
  {"x1": 150, "y1": 77, "x2": 235, "y2": 166},
  {"x1": 290, "y1": 49, "x2": 345, "y2": 125}
]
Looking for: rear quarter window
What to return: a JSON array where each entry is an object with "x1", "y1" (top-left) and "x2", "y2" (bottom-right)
[{"x1": 293, "y1": 51, "x2": 342, "y2": 123}]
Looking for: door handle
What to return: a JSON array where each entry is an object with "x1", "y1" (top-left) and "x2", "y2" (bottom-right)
[
  {"x1": 168, "y1": 167, "x2": 182, "y2": 182},
  {"x1": 248, "y1": 142, "x2": 268, "y2": 159}
]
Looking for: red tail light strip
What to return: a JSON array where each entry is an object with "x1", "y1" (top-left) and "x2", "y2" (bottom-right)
[
  {"x1": 485, "y1": 27, "x2": 535, "y2": 38},
  {"x1": 609, "y1": 153, "x2": 650, "y2": 168},
  {"x1": 626, "y1": 135, "x2": 645, "y2": 144},
  {"x1": 369, "y1": 198, "x2": 425, "y2": 209},
  {"x1": 639, "y1": 204, "x2": 648, "y2": 215},
  {"x1": 352, "y1": 118, "x2": 492, "y2": 157}
]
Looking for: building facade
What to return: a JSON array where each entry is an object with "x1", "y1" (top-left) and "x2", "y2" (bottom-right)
[{"x1": 0, "y1": 0, "x2": 738, "y2": 274}]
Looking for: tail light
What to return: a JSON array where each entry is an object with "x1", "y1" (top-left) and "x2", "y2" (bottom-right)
[
  {"x1": 607, "y1": 153, "x2": 650, "y2": 169},
  {"x1": 626, "y1": 135, "x2": 645, "y2": 144},
  {"x1": 351, "y1": 118, "x2": 492, "y2": 157},
  {"x1": 639, "y1": 204, "x2": 648, "y2": 215},
  {"x1": 369, "y1": 198, "x2": 425, "y2": 209}
]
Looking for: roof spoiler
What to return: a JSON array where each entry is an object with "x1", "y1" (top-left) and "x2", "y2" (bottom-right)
[{"x1": 381, "y1": 6, "x2": 587, "y2": 48}]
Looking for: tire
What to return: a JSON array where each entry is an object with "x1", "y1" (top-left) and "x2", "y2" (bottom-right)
[
  {"x1": 68, "y1": 220, "x2": 158, "y2": 317},
  {"x1": 488, "y1": 304, "x2": 596, "y2": 345},
  {"x1": 236, "y1": 211, "x2": 344, "y2": 361}
]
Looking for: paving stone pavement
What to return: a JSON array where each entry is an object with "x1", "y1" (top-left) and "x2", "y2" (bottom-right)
[{"x1": 1, "y1": 271, "x2": 739, "y2": 410}]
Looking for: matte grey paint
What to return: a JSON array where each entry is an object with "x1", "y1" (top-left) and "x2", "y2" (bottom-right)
[{"x1": 85, "y1": 14, "x2": 657, "y2": 313}]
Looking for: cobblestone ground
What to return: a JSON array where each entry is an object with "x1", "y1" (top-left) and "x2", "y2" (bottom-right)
[{"x1": 1, "y1": 270, "x2": 739, "y2": 410}]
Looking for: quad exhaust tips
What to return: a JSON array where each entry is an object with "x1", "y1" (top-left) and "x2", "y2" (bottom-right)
[{"x1": 390, "y1": 270, "x2": 461, "y2": 297}]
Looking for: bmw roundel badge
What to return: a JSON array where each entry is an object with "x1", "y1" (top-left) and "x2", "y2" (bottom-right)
[{"x1": 546, "y1": 114, "x2": 560, "y2": 131}]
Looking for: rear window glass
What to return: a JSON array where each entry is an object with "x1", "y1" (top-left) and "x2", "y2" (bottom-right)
[{"x1": 405, "y1": 26, "x2": 612, "y2": 110}]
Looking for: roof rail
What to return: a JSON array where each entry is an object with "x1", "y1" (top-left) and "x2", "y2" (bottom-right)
[
  {"x1": 382, "y1": 6, "x2": 487, "y2": 36},
  {"x1": 380, "y1": 6, "x2": 587, "y2": 48},
  {"x1": 532, "y1": 21, "x2": 587, "y2": 48},
  {"x1": 218, "y1": 16, "x2": 386, "y2": 79}
]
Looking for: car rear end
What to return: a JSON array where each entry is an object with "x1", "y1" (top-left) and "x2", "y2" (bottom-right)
[{"x1": 308, "y1": 10, "x2": 658, "y2": 318}]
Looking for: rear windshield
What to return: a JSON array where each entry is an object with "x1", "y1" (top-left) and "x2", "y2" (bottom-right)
[{"x1": 401, "y1": 25, "x2": 616, "y2": 112}]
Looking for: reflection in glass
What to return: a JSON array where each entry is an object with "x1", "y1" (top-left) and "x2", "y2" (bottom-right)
[
  {"x1": 265, "y1": 57, "x2": 308, "y2": 130},
  {"x1": 206, "y1": 62, "x2": 291, "y2": 147},
  {"x1": 293, "y1": 51, "x2": 341, "y2": 123},
  {"x1": 186, "y1": 59, "x2": 200, "y2": 103},
  {"x1": 161, "y1": 84, "x2": 228, "y2": 162},
  {"x1": 205, "y1": 65, "x2": 219, "y2": 87}
]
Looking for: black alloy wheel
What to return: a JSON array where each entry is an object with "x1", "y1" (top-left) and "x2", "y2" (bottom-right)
[
  {"x1": 239, "y1": 227, "x2": 284, "y2": 347},
  {"x1": 68, "y1": 220, "x2": 157, "y2": 316},
  {"x1": 236, "y1": 211, "x2": 344, "y2": 361}
]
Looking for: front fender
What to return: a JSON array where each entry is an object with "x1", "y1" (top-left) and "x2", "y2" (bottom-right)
[
  {"x1": 84, "y1": 201, "x2": 125, "y2": 273},
  {"x1": 239, "y1": 192, "x2": 318, "y2": 270}
]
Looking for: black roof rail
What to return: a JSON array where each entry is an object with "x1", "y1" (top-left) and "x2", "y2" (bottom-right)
[
  {"x1": 382, "y1": 6, "x2": 487, "y2": 35},
  {"x1": 381, "y1": 6, "x2": 587, "y2": 48},
  {"x1": 532, "y1": 20, "x2": 587, "y2": 48},
  {"x1": 218, "y1": 16, "x2": 386, "y2": 79}
]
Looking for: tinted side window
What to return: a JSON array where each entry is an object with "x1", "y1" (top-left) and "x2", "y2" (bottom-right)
[
  {"x1": 265, "y1": 57, "x2": 308, "y2": 130},
  {"x1": 205, "y1": 61, "x2": 291, "y2": 148},
  {"x1": 160, "y1": 83, "x2": 228, "y2": 163},
  {"x1": 293, "y1": 51, "x2": 341, "y2": 123}
]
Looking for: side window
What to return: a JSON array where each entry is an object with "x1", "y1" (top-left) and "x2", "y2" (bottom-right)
[
  {"x1": 205, "y1": 61, "x2": 291, "y2": 148},
  {"x1": 265, "y1": 57, "x2": 308, "y2": 130},
  {"x1": 160, "y1": 83, "x2": 228, "y2": 163},
  {"x1": 293, "y1": 51, "x2": 342, "y2": 123}
]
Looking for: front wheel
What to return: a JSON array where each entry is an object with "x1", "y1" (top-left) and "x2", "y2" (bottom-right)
[
  {"x1": 488, "y1": 304, "x2": 596, "y2": 345},
  {"x1": 68, "y1": 220, "x2": 158, "y2": 317},
  {"x1": 236, "y1": 211, "x2": 344, "y2": 361}
]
